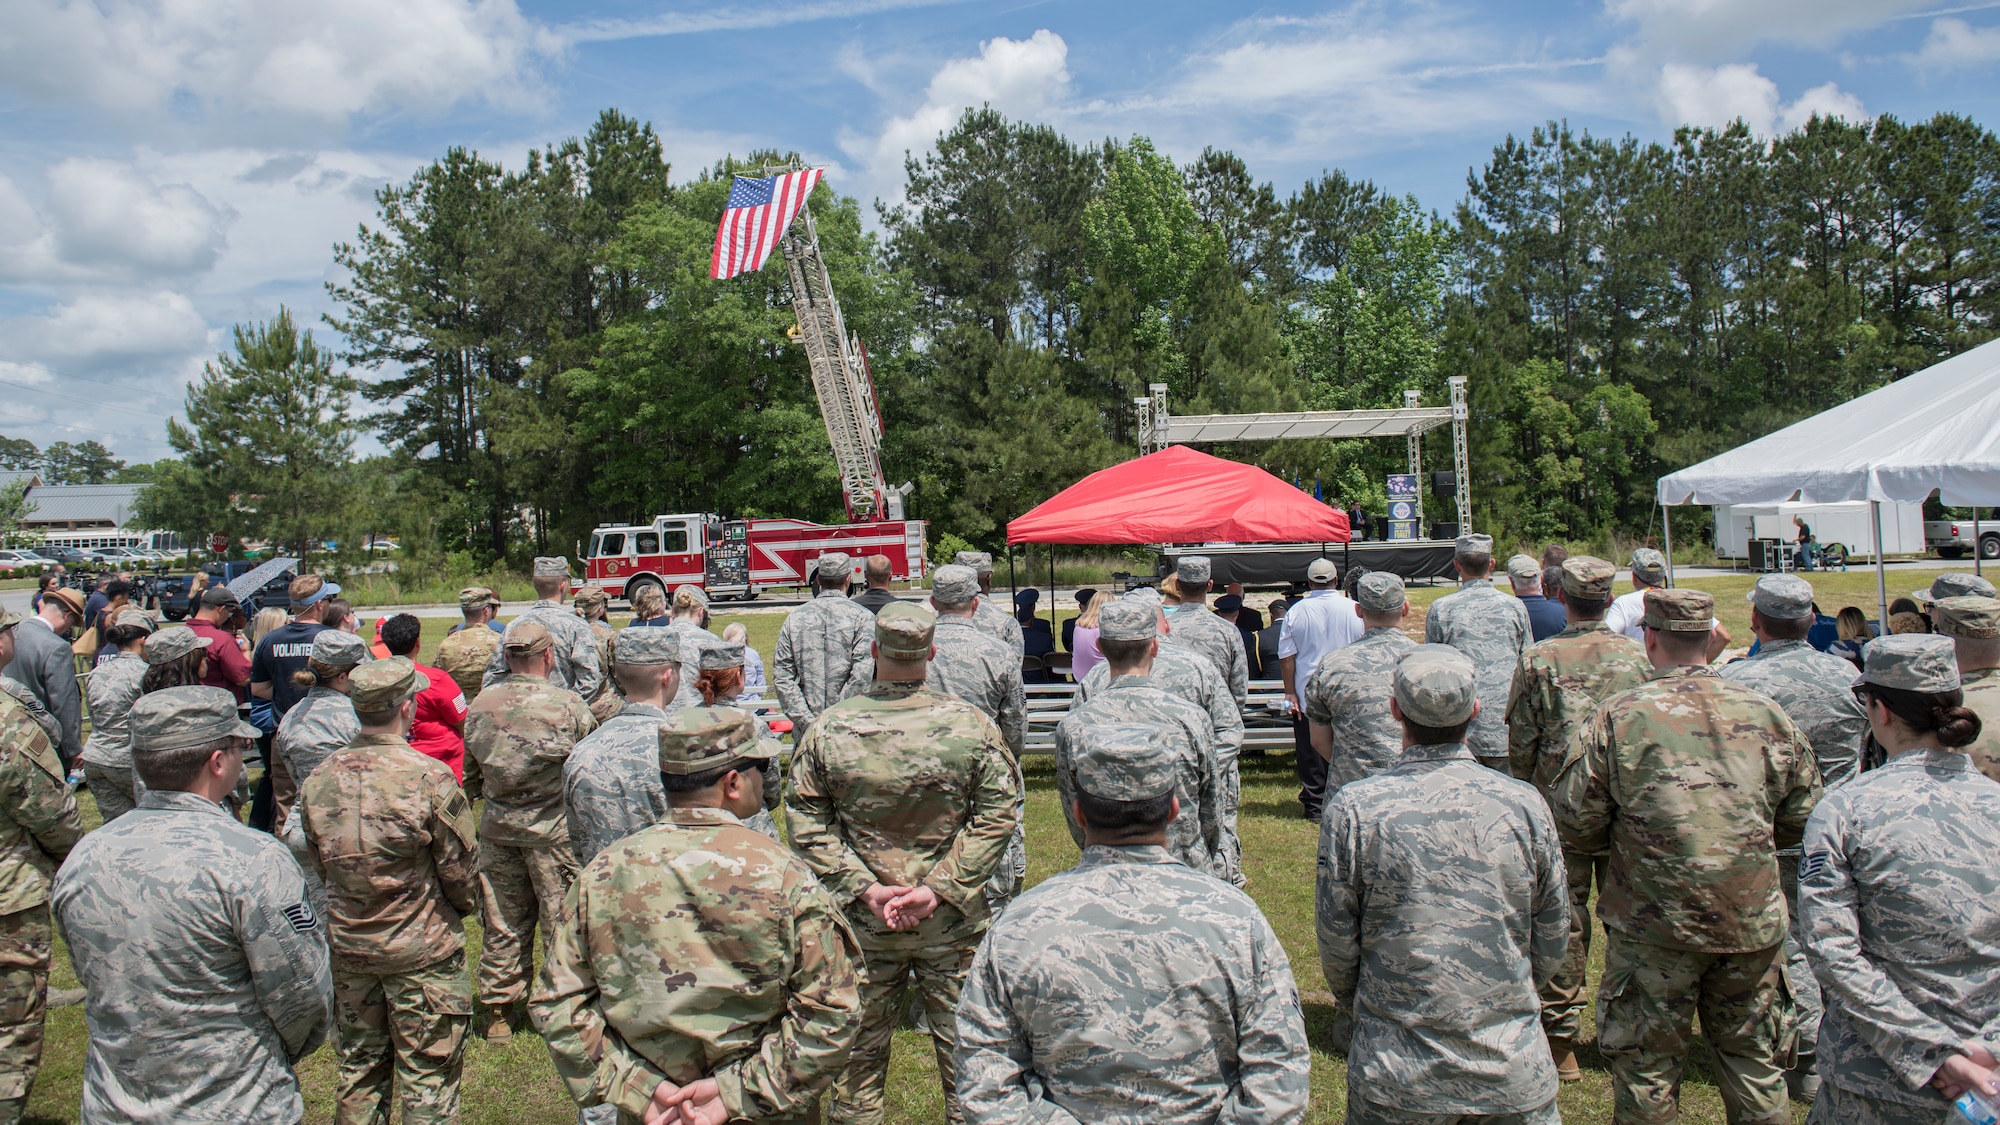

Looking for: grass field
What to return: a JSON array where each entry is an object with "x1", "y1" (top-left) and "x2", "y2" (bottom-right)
[{"x1": 31, "y1": 566, "x2": 1946, "y2": 1123}]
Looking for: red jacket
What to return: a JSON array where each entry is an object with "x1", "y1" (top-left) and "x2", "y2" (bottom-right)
[
  {"x1": 188, "y1": 619, "x2": 252, "y2": 701},
  {"x1": 408, "y1": 660, "x2": 467, "y2": 780}
]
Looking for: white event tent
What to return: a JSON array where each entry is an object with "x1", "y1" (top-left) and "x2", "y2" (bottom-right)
[{"x1": 1656, "y1": 335, "x2": 2000, "y2": 627}]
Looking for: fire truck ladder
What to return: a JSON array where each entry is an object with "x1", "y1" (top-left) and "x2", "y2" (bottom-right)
[{"x1": 777, "y1": 193, "x2": 903, "y2": 521}]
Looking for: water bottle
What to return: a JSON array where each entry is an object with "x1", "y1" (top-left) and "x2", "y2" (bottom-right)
[{"x1": 1955, "y1": 1088, "x2": 2000, "y2": 1125}]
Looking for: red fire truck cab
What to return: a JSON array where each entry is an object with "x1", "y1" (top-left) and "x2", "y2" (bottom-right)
[{"x1": 578, "y1": 513, "x2": 928, "y2": 603}]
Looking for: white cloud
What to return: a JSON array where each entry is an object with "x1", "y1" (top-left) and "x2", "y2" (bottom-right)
[
  {"x1": 1606, "y1": 0, "x2": 1936, "y2": 62},
  {"x1": 1911, "y1": 16, "x2": 2000, "y2": 69},
  {"x1": 564, "y1": 0, "x2": 963, "y2": 43},
  {"x1": 45, "y1": 159, "x2": 232, "y2": 278},
  {"x1": 1654, "y1": 63, "x2": 1865, "y2": 132},
  {"x1": 16, "y1": 292, "x2": 213, "y2": 371},
  {"x1": 0, "y1": 361, "x2": 55, "y2": 388},
  {"x1": 0, "y1": 0, "x2": 558, "y2": 131}
]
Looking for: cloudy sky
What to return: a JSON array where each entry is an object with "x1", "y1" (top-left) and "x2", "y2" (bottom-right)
[{"x1": 2, "y1": 0, "x2": 1997, "y2": 463}]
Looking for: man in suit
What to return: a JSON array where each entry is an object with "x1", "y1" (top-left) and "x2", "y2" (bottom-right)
[{"x1": 3, "y1": 586, "x2": 83, "y2": 768}]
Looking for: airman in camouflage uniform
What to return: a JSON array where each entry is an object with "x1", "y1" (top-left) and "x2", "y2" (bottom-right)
[
  {"x1": 79, "y1": 608, "x2": 154, "y2": 822},
  {"x1": 1319, "y1": 646, "x2": 1569, "y2": 1125},
  {"x1": 481, "y1": 557, "x2": 603, "y2": 700},
  {"x1": 0, "y1": 609, "x2": 84, "y2": 1123},
  {"x1": 274, "y1": 630, "x2": 370, "y2": 925},
  {"x1": 574, "y1": 584, "x2": 622, "y2": 722},
  {"x1": 658, "y1": 584, "x2": 724, "y2": 712},
  {"x1": 464, "y1": 618, "x2": 598, "y2": 1039},
  {"x1": 1914, "y1": 570, "x2": 1997, "y2": 628},
  {"x1": 298, "y1": 659, "x2": 480, "y2": 1125},
  {"x1": 1502, "y1": 555, "x2": 1651, "y2": 1072},
  {"x1": 435, "y1": 587, "x2": 502, "y2": 702},
  {"x1": 1937, "y1": 595, "x2": 2000, "y2": 784},
  {"x1": 1303, "y1": 572, "x2": 1417, "y2": 796},
  {"x1": 953, "y1": 552, "x2": 1025, "y2": 660},
  {"x1": 1058, "y1": 598, "x2": 1226, "y2": 879},
  {"x1": 957, "y1": 725, "x2": 1311, "y2": 1124},
  {"x1": 1720, "y1": 572, "x2": 1871, "y2": 1097},
  {"x1": 533, "y1": 709, "x2": 864, "y2": 1125},
  {"x1": 774, "y1": 553, "x2": 878, "y2": 731},
  {"x1": 54, "y1": 687, "x2": 333, "y2": 1124},
  {"x1": 1799, "y1": 634, "x2": 2000, "y2": 1125},
  {"x1": 1423, "y1": 533, "x2": 1531, "y2": 770},
  {"x1": 787, "y1": 603, "x2": 1021, "y2": 1125},
  {"x1": 0, "y1": 684, "x2": 53, "y2": 751},
  {"x1": 1160, "y1": 556, "x2": 1250, "y2": 707},
  {"x1": 563, "y1": 628, "x2": 681, "y2": 866},
  {"x1": 1554, "y1": 588, "x2": 1823, "y2": 1125}
]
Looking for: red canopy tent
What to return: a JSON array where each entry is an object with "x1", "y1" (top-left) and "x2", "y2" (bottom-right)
[{"x1": 1007, "y1": 446, "x2": 1350, "y2": 544}]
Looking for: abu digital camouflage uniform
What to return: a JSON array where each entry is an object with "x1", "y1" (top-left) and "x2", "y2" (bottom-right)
[
  {"x1": 562, "y1": 701, "x2": 673, "y2": 866},
  {"x1": 463, "y1": 673, "x2": 597, "y2": 1013},
  {"x1": 55, "y1": 788, "x2": 334, "y2": 1124},
  {"x1": 664, "y1": 619, "x2": 723, "y2": 709},
  {"x1": 773, "y1": 590, "x2": 877, "y2": 730},
  {"x1": 1055, "y1": 675, "x2": 1225, "y2": 878},
  {"x1": 956, "y1": 845, "x2": 1311, "y2": 1124},
  {"x1": 1302, "y1": 626, "x2": 1417, "y2": 796},
  {"x1": 1163, "y1": 602, "x2": 1251, "y2": 707},
  {"x1": 1798, "y1": 749, "x2": 2000, "y2": 1125},
  {"x1": 1554, "y1": 660, "x2": 1823, "y2": 1125},
  {"x1": 79, "y1": 650, "x2": 146, "y2": 821},
  {"x1": 0, "y1": 688, "x2": 83, "y2": 1123},
  {"x1": 480, "y1": 599, "x2": 603, "y2": 700},
  {"x1": 1422, "y1": 578, "x2": 1531, "y2": 767},
  {"x1": 1502, "y1": 619, "x2": 1649, "y2": 1043},
  {"x1": 434, "y1": 625, "x2": 500, "y2": 703},
  {"x1": 969, "y1": 598, "x2": 1024, "y2": 662},
  {"x1": 1318, "y1": 742, "x2": 1569, "y2": 1122},
  {"x1": 786, "y1": 679, "x2": 1020, "y2": 1125},
  {"x1": 1957, "y1": 666, "x2": 2000, "y2": 784},
  {"x1": 532, "y1": 807, "x2": 865, "y2": 1123},
  {"x1": 1719, "y1": 633, "x2": 1868, "y2": 1072},
  {"x1": 275, "y1": 684, "x2": 361, "y2": 922},
  {"x1": 299, "y1": 728, "x2": 481, "y2": 1125}
]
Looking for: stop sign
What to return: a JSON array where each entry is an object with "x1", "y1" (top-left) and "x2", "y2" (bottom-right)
[{"x1": 209, "y1": 533, "x2": 229, "y2": 554}]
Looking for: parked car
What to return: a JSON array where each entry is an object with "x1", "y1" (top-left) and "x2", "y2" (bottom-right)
[
  {"x1": 0, "y1": 549, "x2": 47, "y2": 573},
  {"x1": 39, "y1": 546, "x2": 89, "y2": 567},
  {"x1": 1924, "y1": 518, "x2": 2000, "y2": 561}
]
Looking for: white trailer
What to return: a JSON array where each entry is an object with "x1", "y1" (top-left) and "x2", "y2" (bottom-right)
[{"x1": 1713, "y1": 501, "x2": 1926, "y2": 563}]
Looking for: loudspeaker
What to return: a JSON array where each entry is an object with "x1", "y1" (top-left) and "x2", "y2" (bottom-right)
[
  {"x1": 1431, "y1": 471, "x2": 1457, "y2": 497},
  {"x1": 1431, "y1": 521, "x2": 1460, "y2": 540}
]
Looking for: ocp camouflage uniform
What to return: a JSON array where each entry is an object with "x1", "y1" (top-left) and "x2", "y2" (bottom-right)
[
  {"x1": 1318, "y1": 742, "x2": 1569, "y2": 1123},
  {"x1": 1719, "y1": 635, "x2": 1868, "y2": 1073},
  {"x1": 1554, "y1": 665, "x2": 1823, "y2": 1125},
  {"x1": 275, "y1": 684, "x2": 361, "y2": 924},
  {"x1": 1798, "y1": 748, "x2": 2000, "y2": 1125},
  {"x1": 1163, "y1": 602, "x2": 1250, "y2": 707},
  {"x1": 480, "y1": 600, "x2": 603, "y2": 700},
  {"x1": 0, "y1": 690, "x2": 83, "y2": 1123},
  {"x1": 1957, "y1": 666, "x2": 2000, "y2": 784},
  {"x1": 435, "y1": 626, "x2": 500, "y2": 703},
  {"x1": 585, "y1": 620, "x2": 621, "y2": 722},
  {"x1": 532, "y1": 807, "x2": 866, "y2": 1123},
  {"x1": 463, "y1": 674, "x2": 597, "y2": 1015},
  {"x1": 787, "y1": 680, "x2": 1021, "y2": 1125},
  {"x1": 773, "y1": 590, "x2": 876, "y2": 730},
  {"x1": 956, "y1": 844, "x2": 1311, "y2": 1124},
  {"x1": 0, "y1": 684, "x2": 54, "y2": 750},
  {"x1": 1503, "y1": 620, "x2": 1650, "y2": 1043},
  {"x1": 79, "y1": 651, "x2": 146, "y2": 821},
  {"x1": 1055, "y1": 675, "x2": 1224, "y2": 877},
  {"x1": 1423, "y1": 579, "x2": 1530, "y2": 767},
  {"x1": 1302, "y1": 626, "x2": 1416, "y2": 796},
  {"x1": 299, "y1": 730, "x2": 480, "y2": 1125}
]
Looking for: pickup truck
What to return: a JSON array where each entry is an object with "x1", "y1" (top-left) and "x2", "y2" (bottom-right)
[{"x1": 1925, "y1": 519, "x2": 2000, "y2": 561}]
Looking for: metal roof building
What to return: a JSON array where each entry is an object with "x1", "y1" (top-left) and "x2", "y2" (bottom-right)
[{"x1": 19, "y1": 484, "x2": 146, "y2": 531}]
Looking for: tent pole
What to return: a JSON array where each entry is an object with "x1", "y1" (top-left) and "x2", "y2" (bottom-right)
[
  {"x1": 1049, "y1": 546, "x2": 1058, "y2": 638},
  {"x1": 1663, "y1": 506, "x2": 1675, "y2": 587},
  {"x1": 1977, "y1": 508, "x2": 1984, "y2": 578},
  {"x1": 1872, "y1": 501, "x2": 1889, "y2": 634},
  {"x1": 1007, "y1": 543, "x2": 1017, "y2": 608}
]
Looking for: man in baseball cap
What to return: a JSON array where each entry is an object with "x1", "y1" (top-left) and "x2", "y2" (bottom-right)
[
  {"x1": 1604, "y1": 547, "x2": 1670, "y2": 642},
  {"x1": 1508, "y1": 554, "x2": 1567, "y2": 642},
  {"x1": 189, "y1": 584, "x2": 252, "y2": 702},
  {"x1": 1319, "y1": 642, "x2": 1568, "y2": 1124},
  {"x1": 1278, "y1": 555, "x2": 1363, "y2": 820},
  {"x1": 7, "y1": 585, "x2": 87, "y2": 765}
]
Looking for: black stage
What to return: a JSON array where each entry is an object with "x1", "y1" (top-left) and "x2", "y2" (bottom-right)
[{"x1": 1158, "y1": 540, "x2": 1458, "y2": 586}]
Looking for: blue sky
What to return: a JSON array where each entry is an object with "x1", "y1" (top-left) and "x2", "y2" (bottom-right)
[{"x1": 2, "y1": 0, "x2": 1997, "y2": 462}]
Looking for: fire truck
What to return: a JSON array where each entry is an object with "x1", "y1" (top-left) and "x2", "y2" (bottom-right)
[{"x1": 577, "y1": 166, "x2": 927, "y2": 602}]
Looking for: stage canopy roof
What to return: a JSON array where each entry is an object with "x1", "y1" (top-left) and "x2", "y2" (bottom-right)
[
  {"x1": 1161, "y1": 406, "x2": 1453, "y2": 443},
  {"x1": 1657, "y1": 336, "x2": 2000, "y2": 507},
  {"x1": 1007, "y1": 445, "x2": 1350, "y2": 545}
]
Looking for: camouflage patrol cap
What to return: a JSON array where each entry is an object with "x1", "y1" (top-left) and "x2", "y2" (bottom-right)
[
  {"x1": 1356, "y1": 571, "x2": 1406, "y2": 613},
  {"x1": 458, "y1": 586, "x2": 499, "y2": 612},
  {"x1": 1098, "y1": 597, "x2": 1161, "y2": 641},
  {"x1": 1561, "y1": 556, "x2": 1617, "y2": 599},
  {"x1": 1393, "y1": 644, "x2": 1478, "y2": 728},
  {"x1": 572, "y1": 584, "x2": 610, "y2": 609},
  {"x1": 1914, "y1": 572, "x2": 1997, "y2": 603},
  {"x1": 311, "y1": 629, "x2": 369, "y2": 667},
  {"x1": 1857, "y1": 632, "x2": 1960, "y2": 692},
  {"x1": 1454, "y1": 533, "x2": 1494, "y2": 560},
  {"x1": 815, "y1": 552, "x2": 852, "y2": 580},
  {"x1": 658, "y1": 706, "x2": 780, "y2": 775},
  {"x1": 532, "y1": 556, "x2": 569, "y2": 578},
  {"x1": 144, "y1": 625, "x2": 213, "y2": 665},
  {"x1": 930, "y1": 564, "x2": 979, "y2": 606},
  {"x1": 113, "y1": 608, "x2": 157, "y2": 634},
  {"x1": 1747, "y1": 573, "x2": 1815, "y2": 620},
  {"x1": 1933, "y1": 595, "x2": 2000, "y2": 640},
  {"x1": 612, "y1": 627, "x2": 680, "y2": 666},
  {"x1": 953, "y1": 551, "x2": 995, "y2": 573},
  {"x1": 0, "y1": 607, "x2": 17, "y2": 632},
  {"x1": 698, "y1": 640, "x2": 746, "y2": 670},
  {"x1": 1505, "y1": 554, "x2": 1540, "y2": 583},
  {"x1": 1642, "y1": 587, "x2": 1715, "y2": 632},
  {"x1": 503, "y1": 618, "x2": 553, "y2": 656},
  {"x1": 1122, "y1": 586, "x2": 1163, "y2": 613},
  {"x1": 1176, "y1": 555, "x2": 1212, "y2": 586},
  {"x1": 1630, "y1": 548, "x2": 1668, "y2": 586},
  {"x1": 130, "y1": 685, "x2": 259, "y2": 753},
  {"x1": 875, "y1": 601, "x2": 935, "y2": 660},
  {"x1": 349, "y1": 657, "x2": 429, "y2": 713},
  {"x1": 1071, "y1": 724, "x2": 1176, "y2": 802}
]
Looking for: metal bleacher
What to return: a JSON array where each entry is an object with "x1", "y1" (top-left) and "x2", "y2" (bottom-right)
[{"x1": 1023, "y1": 677, "x2": 1298, "y2": 754}]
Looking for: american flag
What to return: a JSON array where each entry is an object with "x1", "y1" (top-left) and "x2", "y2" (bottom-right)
[{"x1": 710, "y1": 168, "x2": 822, "y2": 280}]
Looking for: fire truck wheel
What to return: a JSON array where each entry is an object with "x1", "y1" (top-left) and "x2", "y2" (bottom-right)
[{"x1": 627, "y1": 576, "x2": 664, "y2": 611}]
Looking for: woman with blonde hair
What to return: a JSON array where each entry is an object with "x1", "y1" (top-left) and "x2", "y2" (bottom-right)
[
  {"x1": 1069, "y1": 588, "x2": 1111, "y2": 681},
  {"x1": 720, "y1": 621, "x2": 766, "y2": 698},
  {"x1": 248, "y1": 606, "x2": 288, "y2": 649},
  {"x1": 662, "y1": 585, "x2": 722, "y2": 707}
]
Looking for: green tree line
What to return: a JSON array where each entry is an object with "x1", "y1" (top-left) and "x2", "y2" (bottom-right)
[{"x1": 135, "y1": 106, "x2": 2000, "y2": 565}]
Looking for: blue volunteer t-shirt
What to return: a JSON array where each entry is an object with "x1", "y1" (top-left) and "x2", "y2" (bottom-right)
[{"x1": 250, "y1": 621, "x2": 329, "y2": 717}]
